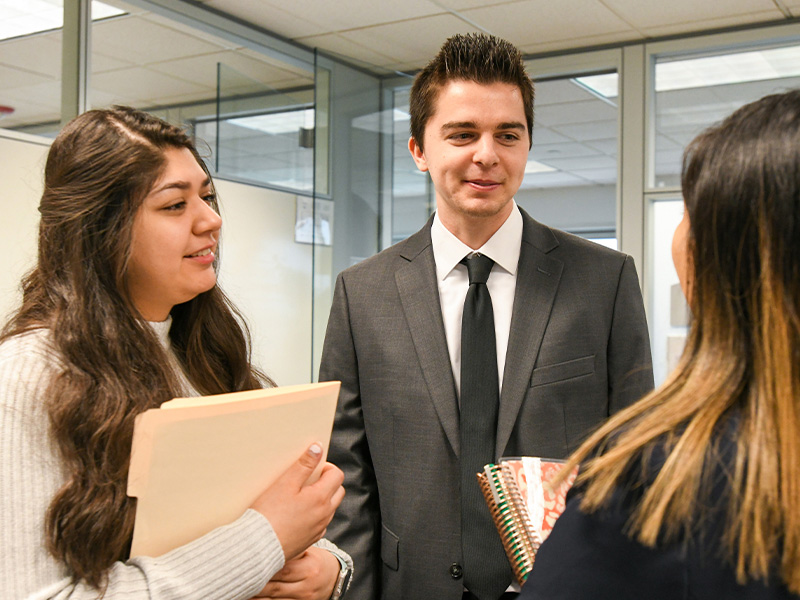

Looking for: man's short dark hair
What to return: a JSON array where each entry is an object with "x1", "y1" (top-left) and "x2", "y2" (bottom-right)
[{"x1": 409, "y1": 33, "x2": 534, "y2": 151}]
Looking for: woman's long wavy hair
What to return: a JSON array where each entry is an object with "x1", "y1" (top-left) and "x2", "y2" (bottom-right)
[
  {"x1": 1, "y1": 106, "x2": 271, "y2": 588},
  {"x1": 557, "y1": 90, "x2": 800, "y2": 592}
]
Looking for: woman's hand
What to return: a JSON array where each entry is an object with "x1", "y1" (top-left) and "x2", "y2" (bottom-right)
[
  {"x1": 250, "y1": 443, "x2": 345, "y2": 562},
  {"x1": 255, "y1": 546, "x2": 340, "y2": 599}
]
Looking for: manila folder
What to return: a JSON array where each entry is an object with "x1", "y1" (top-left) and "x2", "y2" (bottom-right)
[{"x1": 127, "y1": 380, "x2": 341, "y2": 558}]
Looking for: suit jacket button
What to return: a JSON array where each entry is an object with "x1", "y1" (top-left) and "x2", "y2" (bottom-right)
[{"x1": 449, "y1": 563, "x2": 463, "y2": 579}]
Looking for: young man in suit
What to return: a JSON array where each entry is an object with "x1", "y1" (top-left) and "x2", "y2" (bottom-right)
[{"x1": 319, "y1": 33, "x2": 654, "y2": 600}]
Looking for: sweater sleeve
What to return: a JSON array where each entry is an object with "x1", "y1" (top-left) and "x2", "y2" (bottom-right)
[{"x1": 0, "y1": 331, "x2": 285, "y2": 600}]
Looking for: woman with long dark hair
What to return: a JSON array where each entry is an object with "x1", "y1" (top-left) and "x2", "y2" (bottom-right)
[
  {"x1": 521, "y1": 90, "x2": 800, "y2": 599},
  {"x1": 0, "y1": 106, "x2": 350, "y2": 599}
]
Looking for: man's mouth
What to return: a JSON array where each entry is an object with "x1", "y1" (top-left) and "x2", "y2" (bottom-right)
[{"x1": 466, "y1": 179, "x2": 500, "y2": 188}]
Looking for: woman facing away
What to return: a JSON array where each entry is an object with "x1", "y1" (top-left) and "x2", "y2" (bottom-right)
[
  {"x1": 0, "y1": 106, "x2": 350, "y2": 600},
  {"x1": 521, "y1": 89, "x2": 800, "y2": 599}
]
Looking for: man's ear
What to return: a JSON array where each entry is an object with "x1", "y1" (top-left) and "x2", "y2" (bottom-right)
[{"x1": 408, "y1": 136, "x2": 428, "y2": 172}]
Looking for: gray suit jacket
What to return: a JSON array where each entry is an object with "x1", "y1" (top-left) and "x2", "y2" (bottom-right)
[{"x1": 319, "y1": 208, "x2": 654, "y2": 600}]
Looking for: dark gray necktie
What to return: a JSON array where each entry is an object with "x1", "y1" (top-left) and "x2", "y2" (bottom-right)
[{"x1": 459, "y1": 254, "x2": 512, "y2": 600}]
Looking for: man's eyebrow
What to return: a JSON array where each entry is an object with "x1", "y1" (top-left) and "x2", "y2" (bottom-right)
[
  {"x1": 497, "y1": 121, "x2": 527, "y2": 131},
  {"x1": 439, "y1": 121, "x2": 527, "y2": 132},
  {"x1": 441, "y1": 121, "x2": 477, "y2": 132}
]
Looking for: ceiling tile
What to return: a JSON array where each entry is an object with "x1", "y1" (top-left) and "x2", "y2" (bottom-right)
[
  {"x1": 149, "y1": 51, "x2": 307, "y2": 90},
  {"x1": 92, "y1": 66, "x2": 210, "y2": 105},
  {"x1": 237, "y1": 48, "x2": 313, "y2": 77},
  {"x1": 601, "y1": 0, "x2": 779, "y2": 28},
  {"x1": 295, "y1": 33, "x2": 397, "y2": 68},
  {"x1": 530, "y1": 127, "x2": 571, "y2": 144},
  {"x1": 520, "y1": 30, "x2": 642, "y2": 55},
  {"x1": 533, "y1": 140, "x2": 602, "y2": 159},
  {"x1": 552, "y1": 120, "x2": 616, "y2": 140},
  {"x1": 203, "y1": 0, "x2": 330, "y2": 38},
  {"x1": 336, "y1": 14, "x2": 482, "y2": 68},
  {"x1": 0, "y1": 64, "x2": 52, "y2": 90},
  {"x1": 641, "y1": 10, "x2": 785, "y2": 37},
  {"x1": 141, "y1": 11, "x2": 238, "y2": 49},
  {"x1": 1, "y1": 80, "x2": 60, "y2": 115},
  {"x1": 541, "y1": 154, "x2": 616, "y2": 170},
  {"x1": 0, "y1": 91, "x2": 58, "y2": 128},
  {"x1": 584, "y1": 138, "x2": 618, "y2": 154},
  {"x1": 0, "y1": 33, "x2": 61, "y2": 78},
  {"x1": 536, "y1": 99, "x2": 616, "y2": 127},
  {"x1": 434, "y1": 0, "x2": 518, "y2": 9},
  {"x1": 262, "y1": 0, "x2": 444, "y2": 32},
  {"x1": 92, "y1": 50, "x2": 135, "y2": 74},
  {"x1": 461, "y1": 0, "x2": 638, "y2": 45},
  {"x1": 92, "y1": 15, "x2": 227, "y2": 66}
]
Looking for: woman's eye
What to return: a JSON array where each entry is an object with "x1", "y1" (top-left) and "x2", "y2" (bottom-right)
[
  {"x1": 164, "y1": 201, "x2": 185, "y2": 211},
  {"x1": 203, "y1": 193, "x2": 217, "y2": 205}
]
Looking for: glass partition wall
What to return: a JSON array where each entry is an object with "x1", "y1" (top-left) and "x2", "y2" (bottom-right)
[
  {"x1": 4, "y1": 1, "x2": 800, "y2": 386},
  {"x1": 645, "y1": 28, "x2": 800, "y2": 384},
  {"x1": 0, "y1": 0, "x2": 381, "y2": 385}
]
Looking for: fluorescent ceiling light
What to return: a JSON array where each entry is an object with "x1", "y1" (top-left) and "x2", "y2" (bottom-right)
[
  {"x1": 229, "y1": 108, "x2": 315, "y2": 135},
  {"x1": 573, "y1": 74, "x2": 618, "y2": 99},
  {"x1": 525, "y1": 160, "x2": 556, "y2": 174},
  {"x1": 575, "y1": 45, "x2": 800, "y2": 98},
  {"x1": 656, "y1": 46, "x2": 800, "y2": 92},
  {"x1": 0, "y1": 0, "x2": 124, "y2": 41}
]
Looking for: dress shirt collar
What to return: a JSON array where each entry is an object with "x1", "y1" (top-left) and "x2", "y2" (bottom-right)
[{"x1": 431, "y1": 201, "x2": 523, "y2": 281}]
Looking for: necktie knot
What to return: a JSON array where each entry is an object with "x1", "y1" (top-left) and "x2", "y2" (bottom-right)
[{"x1": 461, "y1": 254, "x2": 494, "y2": 285}]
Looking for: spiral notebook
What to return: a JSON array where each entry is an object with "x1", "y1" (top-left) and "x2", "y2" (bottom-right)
[{"x1": 477, "y1": 457, "x2": 578, "y2": 586}]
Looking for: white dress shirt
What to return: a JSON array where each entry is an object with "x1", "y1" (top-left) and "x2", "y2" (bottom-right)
[{"x1": 431, "y1": 202, "x2": 522, "y2": 398}]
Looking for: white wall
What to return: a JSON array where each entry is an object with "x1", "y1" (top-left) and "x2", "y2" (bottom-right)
[
  {"x1": 0, "y1": 131, "x2": 314, "y2": 387},
  {"x1": 0, "y1": 130, "x2": 49, "y2": 324},
  {"x1": 215, "y1": 179, "x2": 314, "y2": 386}
]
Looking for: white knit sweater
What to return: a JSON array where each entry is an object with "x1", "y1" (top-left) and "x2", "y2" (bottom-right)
[{"x1": 0, "y1": 325, "x2": 348, "y2": 600}]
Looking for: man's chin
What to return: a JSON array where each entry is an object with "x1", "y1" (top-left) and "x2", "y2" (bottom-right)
[{"x1": 459, "y1": 198, "x2": 513, "y2": 219}]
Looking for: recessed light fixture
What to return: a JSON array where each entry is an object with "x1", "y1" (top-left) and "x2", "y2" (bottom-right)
[
  {"x1": 229, "y1": 108, "x2": 315, "y2": 136},
  {"x1": 525, "y1": 160, "x2": 556, "y2": 174},
  {"x1": 572, "y1": 44, "x2": 800, "y2": 98}
]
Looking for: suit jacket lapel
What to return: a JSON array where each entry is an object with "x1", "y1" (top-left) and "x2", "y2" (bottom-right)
[
  {"x1": 496, "y1": 210, "x2": 563, "y2": 456},
  {"x1": 395, "y1": 219, "x2": 461, "y2": 456}
]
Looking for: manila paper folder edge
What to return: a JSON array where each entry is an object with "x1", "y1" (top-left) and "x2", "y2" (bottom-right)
[{"x1": 127, "y1": 381, "x2": 340, "y2": 558}]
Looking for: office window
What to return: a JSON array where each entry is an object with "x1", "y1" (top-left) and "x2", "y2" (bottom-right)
[
  {"x1": 647, "y1": 198, "x2": 689, "y2": 385},
  {"x1": 648, "y1": 37, "x2": 800, "y2": 385},
  {"x1": 0, "y1": 0, "x2": 120, "y2": 134},
  {"x1": 520, "y1": 72, "x2": 619, "y2": 247},
  {"x1": 653, "y1": 42, "x2": 800, "y2": 188},
  {"x1": 91, "y1": 0, "x2": 317, "y2": 193},
  {"x1": 389, "y1": 86, "x2": 432, "y2": 244}
]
